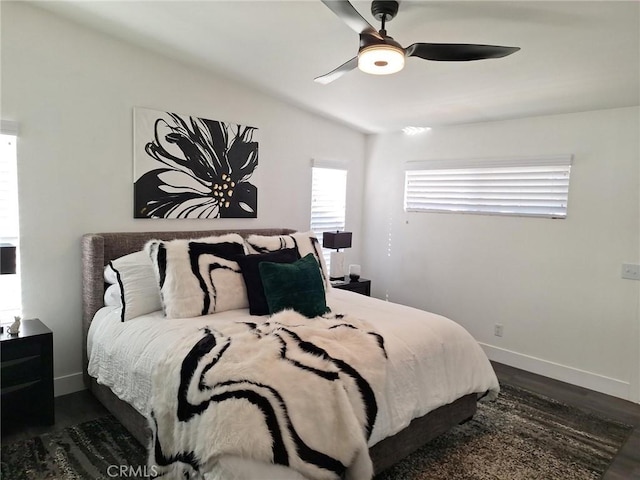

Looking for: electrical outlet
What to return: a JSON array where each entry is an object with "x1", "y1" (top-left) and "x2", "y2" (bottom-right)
[
  {"x1": 494, "y1": 324, "x2": 504, "y2": 337},
  {"x1": 621, "y1": 263, "x2": 640, "y2": 281}
]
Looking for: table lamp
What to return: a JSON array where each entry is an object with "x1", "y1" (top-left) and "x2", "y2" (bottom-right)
[
  {"x1": 0, "y1": 245, "x2": 17, "y2": 275},
  {"x1": 322, "y1": 231, "x2": 352, "y2": 280}
]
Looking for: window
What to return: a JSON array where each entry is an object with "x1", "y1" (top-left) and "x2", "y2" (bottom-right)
[
  {"x1": 310, "y1": 162, "x2": 347, "y2": 265},
  {"x1": 0, "y1": 124, "x2": 21, "y2": 317},
  {"x1": 404, "y1": 155, "x2": 573, "y2": 219}
]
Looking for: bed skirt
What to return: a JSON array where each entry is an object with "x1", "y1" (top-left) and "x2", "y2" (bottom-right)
[{"x1": 89, "y1": 378, "x2": 476, "y2": 475}]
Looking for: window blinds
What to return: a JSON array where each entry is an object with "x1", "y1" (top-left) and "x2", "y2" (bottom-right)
[{"x1": 404, "y1": 155, "x2": 573, "y2": 218}]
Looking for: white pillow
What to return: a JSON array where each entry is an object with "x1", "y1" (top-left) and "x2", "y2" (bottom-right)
[
  {"x1": 104, "y1": 264, "x2": 118, "y2": 284},
  {"x1": 145, "y1": 234, "x2": 248, "y2": 319},
  {"x1": 103, "y1": 283, "x2": 122, "y2": 307},
  {"x1": 107, "y1": 250, "x2": 163, "y2": 321},
  {"x1": 244, "y1": 231, "x2": 330, "y2": 288}
]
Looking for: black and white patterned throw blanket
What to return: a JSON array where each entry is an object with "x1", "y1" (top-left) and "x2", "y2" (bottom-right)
[{"x1": 148, "y1": 310, "x2": 388, "y2": 480}]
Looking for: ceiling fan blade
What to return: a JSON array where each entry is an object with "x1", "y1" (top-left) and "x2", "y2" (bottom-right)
[
  {"x1": 321, "y1": 0, "x2": 383, "y2": 40},
  {"x1": 406, "y1": 43, "x2": 520, "y2": 61},
  {"x1": 314, "y1": 56, "x2": 358, "y2": 84}
]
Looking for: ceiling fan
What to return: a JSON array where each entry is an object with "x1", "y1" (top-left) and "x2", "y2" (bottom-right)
[{"x1": 315, "y1": 0, "x2": 520, "y2": 84}]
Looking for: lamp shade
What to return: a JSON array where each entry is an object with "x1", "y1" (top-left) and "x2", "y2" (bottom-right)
[
  {"x1": 323, "y1": 231, "x2": 352, "y2": 250},
  {"x1": 0, "y1": 245, "x2": 17, "y2": 275}
]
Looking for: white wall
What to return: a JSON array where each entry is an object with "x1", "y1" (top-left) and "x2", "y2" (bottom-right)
[
  {"x1": 3, "y1": 2, "x2": 638, "y2": 404},
  {"x1": 1, "y1": 2, "x2": 366, "y2": 395},
  {"x1": 363, "y1": 106, "x2": 640, "y2": 402}
]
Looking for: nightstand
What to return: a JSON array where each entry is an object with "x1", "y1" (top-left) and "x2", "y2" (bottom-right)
[
  {"x1": 332, "y1": 277, "x2": 371, "y2": 296},
  {"x1": 1, "y1": 318, "x2": 54, "y2": 427}
]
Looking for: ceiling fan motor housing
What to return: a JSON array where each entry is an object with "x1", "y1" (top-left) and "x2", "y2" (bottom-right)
[
  {"x1": 359, "y1": 31, "x2": 402, "y2": 50},
  {"x1": 371, "y1": 0, "x2": 399, "y2": 22}
]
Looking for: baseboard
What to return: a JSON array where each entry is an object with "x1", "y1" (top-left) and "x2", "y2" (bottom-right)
[
  {"x1": 480, "y1": 343, "x2": 631, "y2": 401},
  {"x1": 54, "y1": 372, "x2": 86, "y2": 397}
]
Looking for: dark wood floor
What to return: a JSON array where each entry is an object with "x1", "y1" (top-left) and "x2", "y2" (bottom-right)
[{"x1": 2, "y1": 362, "x2": 639, "y2": 479}]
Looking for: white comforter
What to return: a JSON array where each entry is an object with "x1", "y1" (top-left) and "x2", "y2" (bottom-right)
[{"x1": 88, "y1": 289, "x2": 499, "y2": 478}]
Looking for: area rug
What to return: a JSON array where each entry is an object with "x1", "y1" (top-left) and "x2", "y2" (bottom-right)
[
  {"x1": 0, "y1": 416, "x2": 146, "y2": 480},
  {"x1": 375, "y1": 383, "x2": 632, "y2": 480},
  {"x1": 1, "y1": 384, "x2": 632, "y2": 480}
]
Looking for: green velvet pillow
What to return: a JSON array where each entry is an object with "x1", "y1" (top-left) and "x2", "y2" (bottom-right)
[{"x1": 259, "y1": 253, "x2": 329, "y2": 318}]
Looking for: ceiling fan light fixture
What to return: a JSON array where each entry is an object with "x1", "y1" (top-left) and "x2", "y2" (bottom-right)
[{"x1": 358, "y1": 44, "x2": 405, "y2": 75}]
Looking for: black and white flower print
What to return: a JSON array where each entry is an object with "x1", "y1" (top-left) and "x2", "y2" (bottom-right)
[{"x1": 134, "y1": 112, "x2": 258, "y2": 219}]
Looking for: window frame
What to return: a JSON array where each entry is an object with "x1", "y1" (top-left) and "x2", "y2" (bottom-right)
[
  {"x1": 0, "y1": 120, "x2": 21, "y2": 316},
  {"x1": 310, "y1": 160, "x2": 348, "y2": 265}
]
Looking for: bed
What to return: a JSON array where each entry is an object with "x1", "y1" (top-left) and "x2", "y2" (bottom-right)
[{"x1": 82, "y1": 228, "x2": 499, "y2": 479}]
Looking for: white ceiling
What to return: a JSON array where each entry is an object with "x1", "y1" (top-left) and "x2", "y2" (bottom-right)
[{"x1": 37, "y1": 1, "x2": 640, "y2": 133}]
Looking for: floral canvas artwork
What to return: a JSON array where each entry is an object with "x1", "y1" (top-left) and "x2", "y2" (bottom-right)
[{"x1": 133, "y1": 108, "x2": 258, "y2": 219}]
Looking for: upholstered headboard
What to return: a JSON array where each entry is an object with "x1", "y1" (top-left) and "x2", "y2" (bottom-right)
[{"x1": 80, "y1": 228, "x2": 295, "y2": 382}]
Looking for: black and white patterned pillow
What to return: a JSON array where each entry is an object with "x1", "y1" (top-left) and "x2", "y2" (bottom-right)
[
  {"x1": 145, "y1": 234, "x2": 248, "y2": 318},
  {"x1": 244, "y1": 231, "x2": 330, "y2": 288}
]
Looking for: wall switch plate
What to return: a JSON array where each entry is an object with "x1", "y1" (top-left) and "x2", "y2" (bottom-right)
[
  {"x1": 621, "y1": 263, "x2": 640, "y2": 280},
  {"x1": 494, "y1": 324, "x2": 504, "y2": 337}
]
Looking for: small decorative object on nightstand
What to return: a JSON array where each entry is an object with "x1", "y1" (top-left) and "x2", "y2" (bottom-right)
[
  {"x1": 348, "y1": 264, "x2": 361, "y2": 281},
  {"x1": 1, "y1": 318, "x2": 55, "y2": 428},
  {"x1": 7, "y1": 315, "x2": 21, "y2": 335},
  {"x1": 332, "y1": 277, "x2": 371, "y2": 296}
]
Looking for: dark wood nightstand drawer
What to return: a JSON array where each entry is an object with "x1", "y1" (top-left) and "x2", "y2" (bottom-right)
[
  {"x1": 1, "y1": 381, "x2": 50, "y2": 419},
  {"x1": 2, "y1": 354, "x2": 43, "y2": 387},
  {"x1": 332, "y1": 278, "x2": 371, "y2": 296},
  {"x1": 1, "y1": 339, "x2": 41, "y2": 361},
  {"x1": 1, "y1": 318, "x2": 55, "y2": 427}
]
